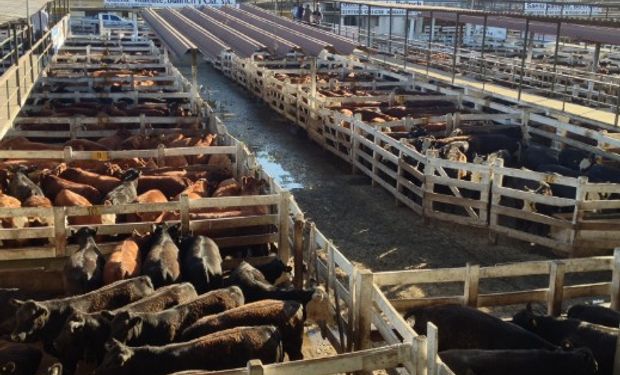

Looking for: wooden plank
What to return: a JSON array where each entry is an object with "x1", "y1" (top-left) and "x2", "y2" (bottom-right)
[
  {"x1": 389, "y1": 296, "x2": 464, "y2": 312},
  {"x1": 547, "y1": 261, "x2": 566, "y2": 316},
  {"x1": 477, "y1": 289, "x2": 548, "y2": 307},
  {"x1": 375, "y1": 268, "x2": 466, "y2": 286}
]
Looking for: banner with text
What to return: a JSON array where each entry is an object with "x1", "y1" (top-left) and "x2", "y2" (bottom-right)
[
  {"x1": 341, "y1": 0, "x2": 423, "y2": 16},
  {"x1": 104, "y1": 0, "x2": 235, "y2": 8}
]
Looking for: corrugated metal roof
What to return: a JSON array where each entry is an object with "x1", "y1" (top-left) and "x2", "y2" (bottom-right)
[
  {"x1": 155, "y1": 8, "x2": 231, "y2": 61},
  {"x1": 0, "y1": 0, "x2": 51, "y2": 25},
  {"x1": 220, "y1": 6, "x2": 333, "y2": 57},
  {"x1": 141, "y1": 9, "x2": 197, "y2": 58},
  {"x1": 178, "y1": 7, "x2": 268, "y2": 58},
  {"x1": 240, "y1": 3, "x2": 359, "y2": 55},
  {"x1": 201, "y1": 6, "x2": 301, "y2": 58}
]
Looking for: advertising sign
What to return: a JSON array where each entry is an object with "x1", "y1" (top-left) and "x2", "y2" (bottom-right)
[
  {"x1": 341, "y1": 0, "x2": 423, "y2": 16},
  {"x1": 524, "y1": 2, "x2": 602, "y2": 16},
  {"x1": 104, "y1": 0, "x2": 235, "y2": 8}
]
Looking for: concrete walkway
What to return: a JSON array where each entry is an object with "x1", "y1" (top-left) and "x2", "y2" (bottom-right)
[{"x1": 373, "y1": 57, "x2": 619, "y2": 128}]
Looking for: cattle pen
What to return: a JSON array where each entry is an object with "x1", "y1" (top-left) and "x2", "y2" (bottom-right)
[
  {"x1": 1, "y1": 2, "x2": 620, "y2": 375},
  {"x1": 0, "y1": 14, "x2": 431, "y2": 375}
]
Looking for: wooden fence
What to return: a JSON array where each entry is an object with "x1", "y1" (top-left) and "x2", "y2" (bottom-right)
[{"x1": 219, "y1": 54, "x2": 620, "y2": 256}]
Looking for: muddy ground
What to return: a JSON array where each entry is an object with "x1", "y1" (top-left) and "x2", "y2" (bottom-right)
[{"x1": 178, "y1": 63, "x2": 609, "y2": 311}]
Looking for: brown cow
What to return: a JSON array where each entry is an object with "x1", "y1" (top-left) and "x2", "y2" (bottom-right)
[
  {"x1": 103, "y1": 237, "x2": 142, "y2": 285},
  {"x1": 97, "y1": 129, "x2": 133, "y2": 150},
  {"x1": 22, "y1": 195, "x2": 53, "y2": 227},
  {"x1": 0, "y1": 137, "x2": 63, "y2": 151},
  {"x1": 42, "y1": 174, "x2": 101, "y2": 203},
  {"x1": 60, "y1": 168, "x2": 121, "y2": 195},
  {"x1": 0, "y1": 194, "x2": 27, "y2": 232},
  {"x1": 137, "y1": 175, "x2": 191, "y2": 198},
  {"x1": 212, "y1": 178, "x2": 240, "y2": 198},
  {"x1": 177, "y1": 178, "x2": 208, "y2": 200},
  {"x1": 127, "y1": 189, "x2": 168, "y2": 222},
  {"x1": 54, "y1": 189, "x2": 104, "y2": 226}
]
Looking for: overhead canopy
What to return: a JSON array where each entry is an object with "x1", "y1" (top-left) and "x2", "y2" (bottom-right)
[
  {"x1": 423, "y1": 12, "x2": 620, "y2": 45},
  {"x1": 0, "y1": 0, "x2": 52, "y2": 26},
  {"x1": 142, "y1": 9, "x2": 197, "y2": 58}
]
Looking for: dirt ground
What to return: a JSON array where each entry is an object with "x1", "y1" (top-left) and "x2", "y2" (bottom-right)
[{"x1": 181, "y1": 62, "x2": 554, "y2": 274}]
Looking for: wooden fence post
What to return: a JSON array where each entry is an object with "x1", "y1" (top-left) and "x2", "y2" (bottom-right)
[
  {"x1": 179, "y1": 194, "x2": 190, "y2": 236},
  {"x1": 427, "y1": 322, "x2": 439, "y2": 375},
  {"x1": 278, "y1": 191, "x2": 291, "y2": 263},
  {"x1": 247, "y1": 359, "x2": 264, "y2": 375},
  {"x1": 356, "y1": 270, "x2": 374, "y2": 352},
  {"x1": 488, "y1": 158, "x2": 504, "y2": 245},
  {"x1": 464, "y1": 263, "x2": 480, "y2": 308},
  {"x1": 569, "y1": 176, "x2": 588, "y2": 256},
  {"x1": 415, "y1": 335, "x2": 428, "y2": 375},
  {"x1": 293, "y1": 214, "x2": 304, "y2": 289},
  {"x1": 610, "y1": 248, "x2": 620, "y2": 311},
  {"x1": 422, "y1": 150, "x2": 438, "y2": 223},
  {"x1": 53, "y1": 207, "x2": 66, "y2": 257},
  {"x1": 547, "y1": 260, "x2": 566, "y2": 316}
]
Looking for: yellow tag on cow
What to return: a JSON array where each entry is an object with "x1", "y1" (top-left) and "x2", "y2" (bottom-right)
[{"x1": 92, "y1": 151, "x2": 109, "y2": 161}]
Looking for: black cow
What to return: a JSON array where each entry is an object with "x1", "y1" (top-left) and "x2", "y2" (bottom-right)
[
  {"x1": 95, "y1": 326, "x2": 284, "y2": 375},
  {"x1": 439, "y1": 348, "x2": 598, "y2": 375},
  {"x1": 8, "y1": 168, "x2": 44, "y2": 202},
  {"x1": 0, "y1": 341, "x2": 42, "y2": 375},
  {"x1": 142, "y1": 223, "x2": 181, "y2": 288},
  {"x1": 254, "y1": 258, "x2": 292, "y2": 285},
  {"x1": 103, "y1": 169, "x2": 140, "y2": 223},
  {"x1": 181, "y1": 299, "x2": 304, "y2": 360},
  {"x1": 0, "y1": 289, "x2": 21, "y2": 336},
  {"x1": 224, "y1": 262, "x2": 314, "y2": 305},
  {"x1": 179, "y1": 235, "x2": 223, "y2": 293},
  {"x1": 567, "y1": 304, "x2": 620, "y2": 328},
  {"x1": 405, "y1": 304, "x2": 557, "y2": 351},
  {"x1": 520, "y1": 144, "x2": 559, "y2": 170},
  {"x1": 582, "y1": 163, "x2": 620, "y2": 183},
  {"x1": 559, "y1": 147, "x2": 589, "y2": 171},
  {"x1": 466, "y1": 134, "x2": 519, "y2": 160},
  {"x1": 108, "y1": 286, "x2": 244, "y2": 346},
  {"x1": 10, "y1": 277, "x2": 153, "y2": 355},
  {"x1": 53, "y1": 283, "x2": 197, "y2": 374},
  {"x1": 513, "y1": 306, "x2": 618, "y2": 375},
  {"x1": 63, "y1": 228, "x2": 105, "y2": 296},
  {"x1": 103, "y1": 169, "x2": 140, "y2": 205}
]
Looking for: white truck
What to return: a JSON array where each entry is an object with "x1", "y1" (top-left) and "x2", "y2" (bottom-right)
[{"x1": 71, "y1": 13, "x2": 135, "y2": 33}]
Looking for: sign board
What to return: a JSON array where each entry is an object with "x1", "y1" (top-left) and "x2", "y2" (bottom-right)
[
  {"x1": 523, "y1": 2, "x2": 602, "y2": 16},
  {"x1": 473, "y1": 25, "x2": 507, "y2": 41},
  {"x1": 103, "y1": 0, "x2": 235, "y2": 8},
  {"x1": 341, "y1": 0, "x2": 423, "y2": 16}
]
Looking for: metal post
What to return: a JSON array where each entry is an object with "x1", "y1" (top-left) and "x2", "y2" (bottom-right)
[
  {"x1": 426, "y1": 11, "x2": 433, "y2": 76},
  {"x1": 517, "y1": 18, "x2": 530, "y2": 101},
  {"x1": 551, "y1": 22, "x2": 561, "y2": 95},
  {"x1": 451, "y1": 13, "x2": 460, "y2": 84},
  {"x1": 403, "y1": 9, "x2": 409, "y2": 70},
  {"x1": 388, "y1": 7, "x2": 392, "y2": 54},
  {"x1": 338, "y1": 3, "x2": 341, "y2": 35},
  {"x1": 366, "y1": 5, "x2": 371, "y2": 48},
  {"x1": 616, "y1": 86, "x2": 620, "y2": 126},
  {"x1": 481, "y1": 14, "x2": 487, "y2": 91},
  {"x1": 358, "y1": 4, "x2": 362, "y2": 44}
]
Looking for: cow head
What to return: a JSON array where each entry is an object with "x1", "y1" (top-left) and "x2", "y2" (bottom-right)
[
  {"x1": 10, "y1": 299, "x2": 50, "y2": 342},
  {"x1": 53, "y1": 308, "x2": 88, "y2": 356},
  {"x1": 109, "y1": 311, "x2": 143, "y2": 345},
  {"x1": 70, "y1": 227, "x2": 98, "y2": 248},
  {"x1": 0, "y1": 361, "x2": 15, "y2": 374},
  {"x1": 96, "y1": 339, "x2": 134, "y2": 374},
  {"x1": 120, "y1": 169, "x2": 141, "y2": 183},
  {"x1": 511, "y1": 303, "x2": 541, "y2": 332}
]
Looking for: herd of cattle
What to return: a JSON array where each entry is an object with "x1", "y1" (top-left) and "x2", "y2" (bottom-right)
[
  {"x1": 0, "y1": 241, "x2": 328, "y2": 375},
  {"x1": 0, "y1": 129, "x2": 281, "y2": 250},
  {"x1": 407, "y1": 303, "x2": 619, "y2": 375}
]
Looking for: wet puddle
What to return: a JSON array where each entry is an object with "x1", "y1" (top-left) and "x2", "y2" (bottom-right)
[{"x1": 256, "y1": 151, "x2": 304, "y2": 190}]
